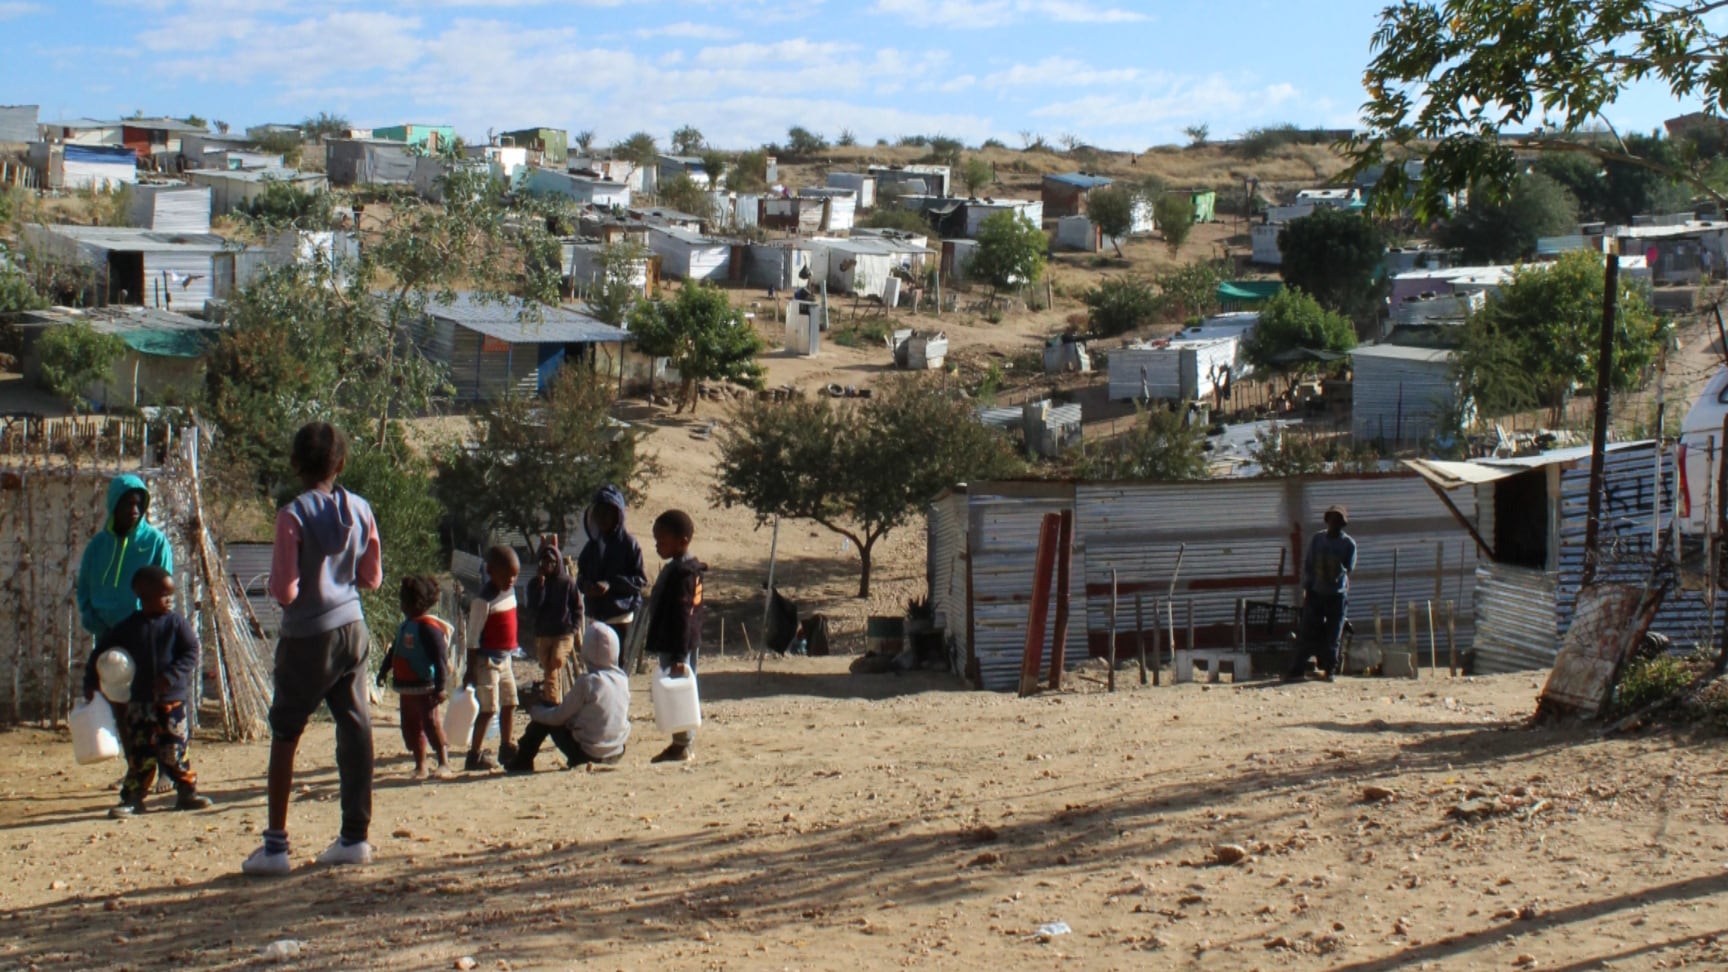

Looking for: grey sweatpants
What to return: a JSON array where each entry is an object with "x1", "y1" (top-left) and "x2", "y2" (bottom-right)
[{"x1": 269, "y1": 619, "x2": 373, "y2": 843}]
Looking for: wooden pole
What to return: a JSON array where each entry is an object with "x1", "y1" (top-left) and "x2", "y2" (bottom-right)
[
  {"x1": 1433, "y1": 543, "x2": 1444, "y2": 618},
  {"x1": 1446, "y1": 600, "x2": 1458, "y2": 676},
  {"x1": 1151, "y1": 598, "x2": 1162, "y2": 684},
  {"x1": 1390, "y1": 547, "x2": 1401, "y2": 646},
  {"x1": 760, "y1": 516, "x2": 780, "y2": 638},
  {"x1": 1426, "y1": 599, "x2": 1438, "y2": 672},
  {"x1": 1407, "y1": 601, "x2": 1420, "y2": 678},
  {"x1": 1107, "y1": 569, "x2": 1119, "y2": 692},
  {"x1": 1135, "y1": 593, "x2": 1149, "y2": 686},
  {"x1": 1017, "y1": 513, "x2": 1062, "y2": 697},
  {"x1": 1581, "y1": 246, "x2": 1620, "y2": 588},
  {"x1": 1164, "y1": 542, "x2": 1187, "y2": 674},
  {"x1": 1186, "y1": 598, "x2": 1196, "y2": 657},
  {"x1": 1271, "y1": 546, "x2": 1288, "y2": 613},
  {"x1": 1374, "y1": 604, "x2": 1384, "y2": 653},
  {"x1": 1048, "y1": 510, "x2": 1075, "y2": 691}
]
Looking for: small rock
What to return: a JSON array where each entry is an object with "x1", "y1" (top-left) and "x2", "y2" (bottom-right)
[
  {"x1": 48, "y1": 881, "x2": 66, "y2": 891},
  {"x1": 1362, "y1": 785, "x2": 1397, "y2": 803},
  {"x1": 1514, "y1": 954, "x2": 1537, "y2": 967},
  {"x1": 391, "y1": 828, "x2": 414, "y2": 839},
  {"x1": 455, "y1": 958, "x2": 478, "y2": 971},
  {"x1": 260, "y1": 940, "x2": 304, "y2": 962},
  {"x1": 1265, "y1": 935, "x2": 1293, "y2": 950},
  {"x1": 1212, "y1": 843, "x2": 1249, "y2": 866}
]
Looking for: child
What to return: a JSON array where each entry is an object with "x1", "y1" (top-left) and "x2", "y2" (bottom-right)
[
  {"x1": 375, "y1": 575, "x2": 454, "y2": 780},
  {"x1": 83, "y1": 565, "x2": 212, "y2": 818},
  {"x1": 77, "y1": 474, "x2": 174, "y2": 644},
  {"x1": 463, "y1": 545, "x2": 520, "y2": 773},
  {"x1": 243, "y1": 422, "x2": 382, "y2": 877},
  {"x1": 576, "y1": 486, "x2": 646, "y2": 668},
  {"x1": 643, "y1": 510, "x2": 706, "y2": 764},
  {"x1": 505, "y1": 622, "x2": 630, "y2": 773},
  {"x1": 526, "y1": 537, "x2": 582, "y2": 706}
]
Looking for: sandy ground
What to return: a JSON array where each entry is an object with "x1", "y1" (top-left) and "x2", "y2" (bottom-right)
[{"x1": 6, "y1": 663, "x2": 1728, "y2": 971}]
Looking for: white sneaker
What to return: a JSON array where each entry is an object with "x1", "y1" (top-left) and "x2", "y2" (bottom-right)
[
  {"x1": 315, "y1": 839, "x2": 374, "y2": 866},
  {"x1": 241, "y1": 845, "x2": 290, "y2": 876}
]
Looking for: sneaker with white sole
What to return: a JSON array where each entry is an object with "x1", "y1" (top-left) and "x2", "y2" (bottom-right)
[
  {"x1": 241, "y1": 845, "x2": 291, "y2": 876},
  {"x1": 315, "y1": 839, "x2": 374, "y2": 866}
]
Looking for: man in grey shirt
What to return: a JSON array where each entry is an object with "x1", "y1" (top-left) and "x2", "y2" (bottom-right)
[{"x1": 1285, "y1": 504, "x2": 1357, "y2": 682}]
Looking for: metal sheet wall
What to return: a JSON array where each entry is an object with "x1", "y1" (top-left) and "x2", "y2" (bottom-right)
[
  {"x1": 1554, "y1": 444, "x2": 1723, "y2": 648},
  {"x1": 144, "y1": 250, "x2": 214, "y2": 310},
  {"x1": 925, "y1": 493, "x2": 969, "y2": 673},
  {"x1": 1472, "y1": 563, "x2": 1559, "y2": 672},
  {"x1": 966, "y1": 489, "x2": 1078, "y2": 692},
  {"x1": 1351, "y1": 354, "x2": 1457, "y2": 443}
]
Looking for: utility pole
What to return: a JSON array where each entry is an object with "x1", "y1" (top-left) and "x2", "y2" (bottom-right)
[{"x1": 1580, "y1": 239, "x2": 1620, "y2": 588}]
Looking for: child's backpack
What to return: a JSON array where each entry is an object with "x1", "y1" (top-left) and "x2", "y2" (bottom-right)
[{"x1": 390, "y1": 618, "x2": 441, "y2": 683}]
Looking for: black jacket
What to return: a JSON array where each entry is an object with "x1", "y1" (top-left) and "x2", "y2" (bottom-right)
[
  {"x1": 644, "y1": 554, "x2": 706, "y2": 667},
  {"x1": 576, "y1": 486, "x2": 647, "y2": 622},
  {"x1": 84, "y1": 610, "x2": 200, "y2": 704},
  {"x1": 526, "y1": 569, "x2": 582, "y2": 637}
]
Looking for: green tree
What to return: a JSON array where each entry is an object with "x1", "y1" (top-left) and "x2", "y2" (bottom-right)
[
  {"x1": 0, "y1": 261, "x2": 48, "y2": 315},
  {"x1": 970, "y1": 210, "x2": 1047, "y2": 300},
  {"x1": 698, "y1": 150, "x2": 729, "y2": 190},
  {"x1": 1435, "y1": 171, "x2": 1580, "y2": 263},
  {"x1": 1078, "y1": 407, "x2": 1209, "y2": 481},
  {"x1": 1086, "y1": 184, "x2": 1138, "y2": 257},
  {"x1": 301, "y1": 112, "x2": 350, "y2": 140},
  {"x1": 183, "y1": 114, "x2": 207, "y2": 131},
  {"x1": 629, "y1": 283, "x2": 765, "y2": 412},
  {"x1": 573, "y1": 130, "x2": 596, "y2": 155},
  {"x1": 961, "y1": 156, "x2": 994, "y2": 196},
  {"x1": 1276, "y1": 207, "x2": 1385, "y2": 326},
  {"x1": 671, "y1": 125, "x2": 705, "y2": 155},
  {"x1": 583, "y1": 242, "x2": 647, "y2": 327},
  {"x1": 240, "y1": 179, "x2": 337, "y2": 231},
  {"x1": 338, "y1": 431, "x2": 444, "y2": 633},
  {"x1": 1153, "y1": 193, "x2": 1194, "y2": 252},
  {"x1": 836, "y1": 128, "x2": 858, "y2": 147},
  {"x1": 615, "y1": 132, "x2": 659, "y2": 168},
  {"x1": 1082, "y1": 276, "x2": 1160, "y2": 337},
  {"x1": 926, "y1": 136, "x2": 965, "y2": 168},
  {"x1": 253, "y1": 130, "x2": 305, "y2": 167},
  {"x1": 1184, "y1": 123, "x2": 1210, "y2": 147},
  {"x1": 1240, "y1": 288, "x2": 1356, "y2": 377},
  {"x1": 712, "y1": 378, "x2": 1021, "y2": 596},
  {"x1": 1350, "y1": 0, "x2": 1728, "y2": 218},
  {"x1": 728, "y1": 150, "x2": 769, "y2": 192},
  {"x1": 1156, "y1": 259, "x2": 1224, "y2": 322},
  {"x1": 862, "y1": 208, "x2": 932, "y2": 235},
  {"x1": 435, "y1": 365, "x2": 651, "y2": 551},
  {"x1": 785, "y1": 126, "x2": 828, "y2": 158},
  {"x1": 35, "y1": 322, "x2": 125, "y2": 412},
  {"x1": 659, "y1": 174, "x2": 711, "y2": 220},
  {"x1": 1455, "y1": 249, "x2": 1665, "y2": 424}
]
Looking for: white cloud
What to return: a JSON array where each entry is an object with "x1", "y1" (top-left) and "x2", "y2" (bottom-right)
[
  {"x1": 870, "y1": 0, "x2": 1146, "y2": 27},
  {"x1": 0, "y1": 1, "x2": 45, "y2": 17},
  {"x1": 983, "y1": 57, "x2": 1141, "y2": 88},
  {"x1": 1028, "y1": 72, "x2": 1313, "y2": 145},
  {"x1": 634, "y1": 21, "x2": 737, "y2": 40}
]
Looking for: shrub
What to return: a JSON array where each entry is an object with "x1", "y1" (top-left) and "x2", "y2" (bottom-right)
[{"x1": 1083, "y1": 276, "x2": 1161, "y2": 337}]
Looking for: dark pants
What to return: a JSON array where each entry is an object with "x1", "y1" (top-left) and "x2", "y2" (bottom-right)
[
  {"x1": 1289, "y1": 592, "x2": 1347, "y2": 677},
  {"x1": 269, "y1": 620, "x2": 373, "y2": 843},
  {"x1": 512, "y1": 721, "x2": 620, "y2": 769},
  {"x1": 398, "y1": 693, "x2": 447, "y2": 763},
  {"x1": 121, "y1": 699, "x2": 196, "y2": 805}
]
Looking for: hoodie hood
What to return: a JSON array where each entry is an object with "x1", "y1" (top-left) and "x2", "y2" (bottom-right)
[
  {"x1": 106, "y1": 474, "x2": 150, "y2": 534},
  {"x1": 302, "y1": 487, "x2": 367, "y2": 558},
  {"x1": 580, "y1": 621, "x2": 621, "y2": 670},
  {"x1": 583, "y1": 485, "x2": 629, "y2": 542}
]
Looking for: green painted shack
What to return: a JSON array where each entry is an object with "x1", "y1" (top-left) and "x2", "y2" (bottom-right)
[{"x1": 501, "y1": 127, "x2": 568, "y2": 167}]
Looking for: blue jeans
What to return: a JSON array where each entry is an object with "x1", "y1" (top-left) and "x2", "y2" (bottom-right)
[{"x1": 1290, "y1": 592, "x2": 1347, "y2": 676}]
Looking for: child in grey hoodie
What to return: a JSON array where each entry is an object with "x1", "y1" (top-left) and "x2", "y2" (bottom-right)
[{"x1": 504, "y1": 622, "x2": 631, "y2": 772}]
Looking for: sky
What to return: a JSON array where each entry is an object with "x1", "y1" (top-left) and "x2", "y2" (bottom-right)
[{"x1": 0, "y1": 0, "x2": 1713, "y2": 152}]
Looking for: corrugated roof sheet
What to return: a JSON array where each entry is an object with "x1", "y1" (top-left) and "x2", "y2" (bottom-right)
[
  {"x1": 1045, "y1": 172, "x2": 1113, "y2": 189},
  {"x1": 1350, "y1": 344, "x2": 1454, "y2": 363},
  {"x1": 33, "y1": 224, "x2": 228, "y2": 252},
  {"x1": 427, "y1": 293, "x2": 633, "y2": 345}
]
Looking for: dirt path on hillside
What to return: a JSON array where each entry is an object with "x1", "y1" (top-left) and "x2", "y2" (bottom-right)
[{"x1": 6, "y1": 664, "x2": 1728, "y2": 971}]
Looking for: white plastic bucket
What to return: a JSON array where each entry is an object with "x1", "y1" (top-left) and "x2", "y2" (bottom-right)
[
  {"x1": 443, "y1": 686, "x2": 479, "y2": 744},
  {"x1": 651, "y1": 668, "x2": 702, "y2": 735},
  {"x1": 70, "y1": 698, "x2": 122, "y2": 765},
  {"x1": 97, "y1": 649, "x2": 135, "y2": 704}
]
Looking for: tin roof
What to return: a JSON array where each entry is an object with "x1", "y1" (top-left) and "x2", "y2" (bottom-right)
[
  {"x1": 32, "y1": 224, "x2": 229, "y2": 252},
  {"x1": 1044, "y1": 172, "x2": 1113, "y2": 189},
  {"x1": 1350, "y1": 343, "x2": 1454, "y2": 363},
  {"x1": 426, "y1": 292, "x2": 632, "y2": 345}
]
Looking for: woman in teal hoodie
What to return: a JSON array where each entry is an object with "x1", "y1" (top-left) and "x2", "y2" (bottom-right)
[{"x1": 77, "y1": 474, "x2": 175, "y2": 642}]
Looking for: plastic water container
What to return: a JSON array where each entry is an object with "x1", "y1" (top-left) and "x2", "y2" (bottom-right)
[
  {"x1": 651, "y1": 669, "x2": 702, "y2": 735},
  {"x1": 96, "y1": 649, "x2": 135, "y2": 703},
  {"x1": 70, "y1": 698, "x2": 122, "y2": 765},
  {"x1": 443, "y1": 686, "x2": 479, "y2": 744}
]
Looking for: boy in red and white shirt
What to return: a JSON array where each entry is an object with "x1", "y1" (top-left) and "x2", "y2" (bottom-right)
[{"x1": 462, "y1": 545, "x2": 519, "y2": 773}]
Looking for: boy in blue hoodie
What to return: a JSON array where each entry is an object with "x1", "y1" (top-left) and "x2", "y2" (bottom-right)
[
  {"x1": 83, "y1": 566, "x2": 211, "y2": 818},
  {"x1": 243, "y1": 422, "x2": 383, "y2": 877},
  {"x1": 77, "y1": 474, "x2": 174, "y2": 643},
  {"x1": 576, "y1": 485, "x2": 646, "y2": 670}
]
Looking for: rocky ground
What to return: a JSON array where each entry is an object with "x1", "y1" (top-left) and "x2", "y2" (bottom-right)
[{"x1": 6, "y1": 662, "x2": 1728, "y2": 971}]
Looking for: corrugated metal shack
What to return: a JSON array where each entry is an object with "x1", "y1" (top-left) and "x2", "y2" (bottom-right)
[
  {"x1": 1408, "y1": 441, "x2": 1720, "y2": 672},
  {"x1": 127, "y1": 185, "x2": 212, "y2": 233},
  {"x1": 184, "y1": 168, "x2": 327, "y2": 216},
  {"x1": 1350, "y1": 344, "x2": 1461, "y2": 445},
  {"x1": 15, "y1": 306, "x2": 219, "y2": 407},
  {"x1": 414, "y1": 293, "x2": 634, "y2": 402},
  {"x1": 1107, "y1": 335, "x2": 1238, "y2": 401},
  {"x1": 646, "y1": 224, "x2": 731, "y2": 281},
  {"x1": 929, "y1": 475, "x2": 1479, "y2": 691},
  {"x1": 21, "y1": 224, "x2": 228, "y2": 309},
  {"x1": 324, "y1": 138, "x2": 417, "y2": 187}
]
